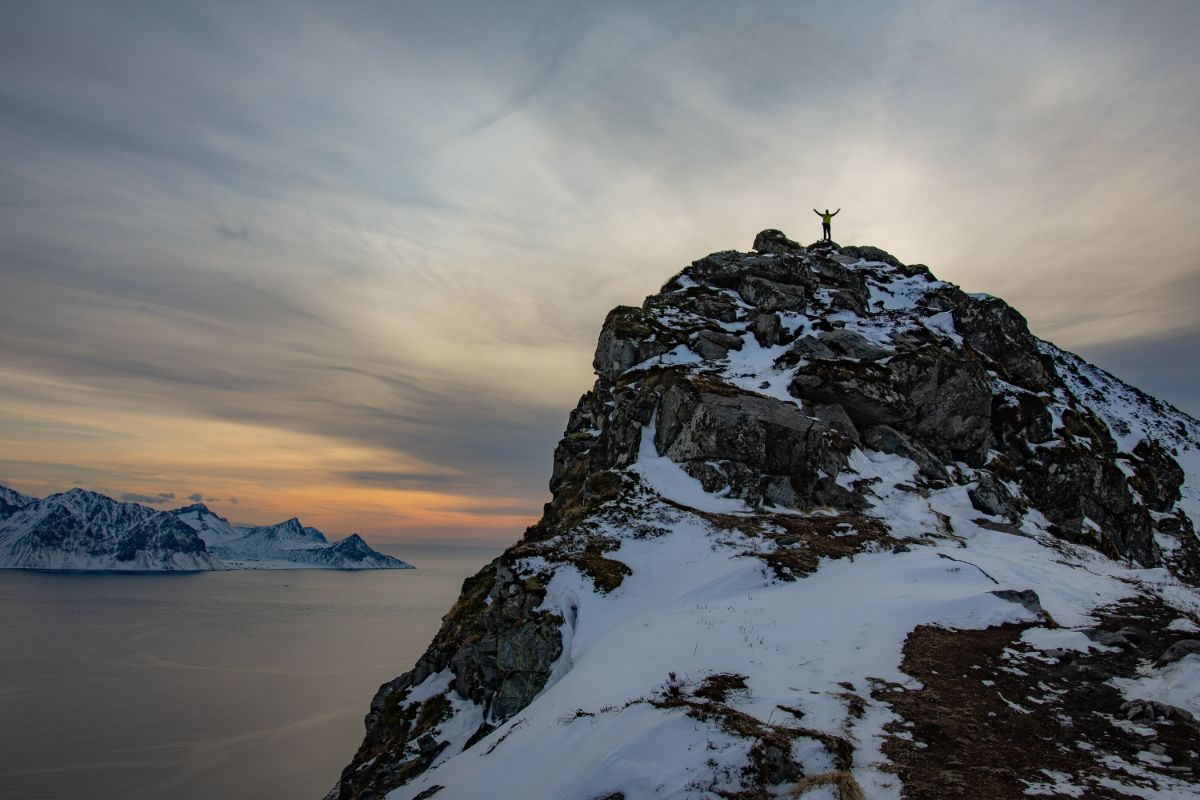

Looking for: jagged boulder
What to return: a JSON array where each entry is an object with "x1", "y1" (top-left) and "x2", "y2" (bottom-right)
[
  {"x1": 817, "y1": 329, "x2": 890, "y2": 361},
  {"x1": 951, "y1": 293, "x2": 1055, "y2": 391},
  {"x1": 690, "y1": 329, "x2": 744, "y2": 360},
  {"x1": 655, "y1": 376, "x2": 857, "y2": 509},
  {"x1": 1131, "y1": 438, "x2": 1185, "y2": 511},
  {"x1": 593, "y1": 306, "x2": 674, "y2": 383},
  {"x1": 790, "y1": 359, "x2": 913, "y2": 426},
  {"x1": 748, "y1": 312, "x2": 787, "y2": 347},
  {"x1": 752, "y1": 228, "x2": 806, "y2": 255},
  {"x1": 776, "y1": 334, "x2": 837, "y2": 365},
  {"x1": 787, "y1": 342, "x2": 991, "y2": 464},
  {"x1": 738, "y1": 275, "x2": 807, "y2": 312},
  {"x1": 991, "y1": 390, "x2": 1055, "y2": 462},
  {"x1": 650, "y1": 284, "x2": 743, "y2": 323},
  {"x1": 888, "y1": 345, "x2": 992, "y2": 464},
  {"x1": 840, "y1": 244, "x2": 904, "y2": 268},
  {"x1": 969, "y1": 473, "x2": 1022, "y2": 522},
  {"x1": 808, "y1": 402, "x2": 862, "y2": 447},
  {"x1": 1023, "y1": 442, "x2": 1156, "y2": 564},
  {"x1": 1155, "y1": 639, "x2": 1200, "y2": 667},
  {"x1": 862, "y1": 424, "x2": 946, "y2": 482}
]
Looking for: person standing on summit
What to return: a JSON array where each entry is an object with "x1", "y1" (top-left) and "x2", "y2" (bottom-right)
[{"x1": 813, "y1": 208, "x2": 840, "y2": 241}]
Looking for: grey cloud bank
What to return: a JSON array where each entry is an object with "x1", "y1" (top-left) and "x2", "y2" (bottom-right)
[
  {"x1": 120, "y1": 491, "x2": 176, "y2": 505},
  {"x1": 1, "y1": 1, "x2": 1198, "y2": 533}
]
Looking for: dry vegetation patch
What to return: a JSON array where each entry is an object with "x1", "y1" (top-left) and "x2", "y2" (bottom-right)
[{"x1": 878, "y1": 596, "x2": 1200, "y2": 799}]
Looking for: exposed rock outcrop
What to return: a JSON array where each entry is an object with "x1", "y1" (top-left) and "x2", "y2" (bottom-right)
[
  {"x1": 331, "y1": 232, "x2": 1200, "y2": 800},
  {"x1": 336, "y1": 560, "x2": 562, "y2": 799}
]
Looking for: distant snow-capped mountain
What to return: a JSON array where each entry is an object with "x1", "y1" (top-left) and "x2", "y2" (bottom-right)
[
  {"x1": 0, "y1": 488, "x2": 220, "y2": 571},
  {"x1": 170, "y1": 504, "x2": 412, "y2": 570},
  {"x1": 305, "y1": 533, "x2": 414, "y2": 570},
  {"x1": 0, "y1": 489, "x2": 412, "y2": 572}
]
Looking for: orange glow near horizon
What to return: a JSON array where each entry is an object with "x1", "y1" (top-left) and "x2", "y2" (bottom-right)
[{"x1": 0, "y1": 368, "x2": 546, "y2": 544}]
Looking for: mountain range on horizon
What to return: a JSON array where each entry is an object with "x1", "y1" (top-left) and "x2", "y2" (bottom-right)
[
  {"x1": 0, "y1": 484, "x2": 412, "y2": 572},
  {"x1": 328, "y1": 231, "x2": 1200, "y2": 800}
]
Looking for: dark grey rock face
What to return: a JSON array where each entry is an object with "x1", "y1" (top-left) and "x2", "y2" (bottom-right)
[
  {"x1": 1131, "y1": 438, "x2": 1185, "y2": 511},
  {"x1": 890, "y1": 346, "x2": 993, "y2": 465},
  {"x1": 690, "y1": 329, "x2": 744, "y2": 360},
  {"x1": 968, "y1": 474, "x2": 1022, "y2": 522},
  {"x1": 787, "y1": 343, "x2": 992, "y2": 466},
  {"x1": 592, "y1": 306, "x2": 674, "y2": 382},
  {"x1": 654, "y1": 377, "x2": 855, "y2": 508},
  {"x1": 738, "y1": 275, "x2": 807, "y2": 311},
  {"x1": 991, "y1": 391, "x2": 1055, "y2": 460},
  {"x1": 816, "y1": 329, "x2": 890, "y2": 361},
  {"x1": 333, "y1": 561, "x2": 562, "y2": 799},
  {"x1": 809, "y1": 403, "x2": 861, "y2": 447},
  {"x1": 790, "y1": 360, "x2": 913, "y2": 427},
  {"x1": 862, "y1": 425, "x2": 946, "y2": 482},
  {"x1": 1022, "y1": 436, "x2": 1158, "y2": 565},
  {"x1": 778, "y1": 335, "x2": 837, "y2": 363},
  {"x1": 746, "y1": 313, "x2": 783, "y2": 348},
  {"x1": 950, "y1": 293, "x2": 1054, "y2": 391}
]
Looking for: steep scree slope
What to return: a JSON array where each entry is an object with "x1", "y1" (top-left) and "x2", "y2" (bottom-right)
[{"x1": 331, "y1": 231, "x2": 1200, "y2": 800}]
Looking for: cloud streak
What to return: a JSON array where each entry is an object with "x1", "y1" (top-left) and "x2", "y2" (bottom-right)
[{"x1": 120, "y1": 492, "x2": 176, "y2": 506}]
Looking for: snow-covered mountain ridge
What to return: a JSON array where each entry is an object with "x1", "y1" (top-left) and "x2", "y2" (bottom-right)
[
  {"x1": 331, "y1": 231, "x2": 1200, "y2": 799},
  {"x1": 0, "y1": 489, "x2": 411, "y2": 571}
]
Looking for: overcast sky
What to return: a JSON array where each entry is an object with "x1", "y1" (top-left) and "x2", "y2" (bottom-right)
[{"x1": 2, "y1": 1, "x2": 1198, "y2": 543}]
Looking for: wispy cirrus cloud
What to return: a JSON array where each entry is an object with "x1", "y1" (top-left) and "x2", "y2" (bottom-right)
[{"x1": 1, "y1": 1, "x2": 1198, "y2": 541}]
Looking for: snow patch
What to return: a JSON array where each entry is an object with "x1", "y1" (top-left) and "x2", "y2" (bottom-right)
[
  {"x1": 1020, "y1": 628, "x2": 1119, "y2": 655},
  {"x1": 631, "y1": 425, "x2": 750, "y2": 514},
  {"x1": 1110, "y1": 654, "x2": 1200, "y2": 718}
]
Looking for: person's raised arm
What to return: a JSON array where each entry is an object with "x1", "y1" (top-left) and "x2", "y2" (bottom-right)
[
  {"x1": 813, "y1": 209, "x2": 821, "y2": 216},
  {"x1": 832, "y1": 209, "x2": 840, "y2": 216}
]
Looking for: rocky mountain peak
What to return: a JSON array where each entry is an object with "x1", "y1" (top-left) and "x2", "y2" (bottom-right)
[
  {"x1": 325, "y1": 534, "x2": 372, "y2": 556},
  {"x1": 552, "y1": 231, "x2": 1193, "y2": 573},
  {"x1": 331, "y1": 232, "x2": 1200, "y2": 800},
  {"x1": 0, "y1": 485, "x2": 36, "y2": 517}
]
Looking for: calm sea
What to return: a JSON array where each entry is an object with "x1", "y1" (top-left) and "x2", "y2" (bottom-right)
[{"x1": 0, "y1": 544, "x2": 502, "y2": 800}]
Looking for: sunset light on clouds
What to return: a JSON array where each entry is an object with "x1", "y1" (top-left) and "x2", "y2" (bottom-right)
[{"x1": 2, "y1": 1, "x2": 1198, "y2": 543}]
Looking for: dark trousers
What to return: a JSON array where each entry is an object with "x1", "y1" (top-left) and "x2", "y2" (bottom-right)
[{"x1": 822, "y1": 222, "x2": 831, "y2": 240}]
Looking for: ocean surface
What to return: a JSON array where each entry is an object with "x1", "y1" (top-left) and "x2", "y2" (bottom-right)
[{"x1": 0, "y1": 544, "x2": 502, "y2": 800}]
